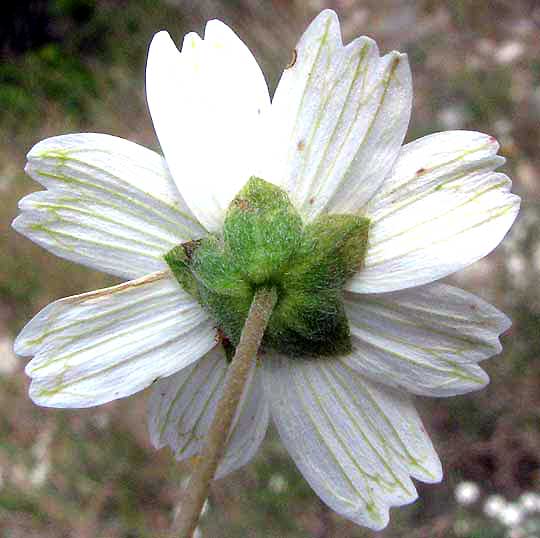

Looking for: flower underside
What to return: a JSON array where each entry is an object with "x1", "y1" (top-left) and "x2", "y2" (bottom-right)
[{"x1": 165, "y1": 177, "x2": 370, "y2": 359}]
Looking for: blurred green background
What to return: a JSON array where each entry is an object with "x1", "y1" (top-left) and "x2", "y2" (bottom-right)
[{"x1": 1, "y1": 1, "x2": 539, "y2": 537}]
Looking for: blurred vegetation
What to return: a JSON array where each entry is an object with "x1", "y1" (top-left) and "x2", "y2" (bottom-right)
[{"x1": 1, "y1": 0, "x2": 539, "y2": 537}]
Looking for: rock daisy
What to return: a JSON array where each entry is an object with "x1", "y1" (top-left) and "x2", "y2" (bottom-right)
[{"x1": 13, "y1": 10, "x2": 519, "y2": 530}]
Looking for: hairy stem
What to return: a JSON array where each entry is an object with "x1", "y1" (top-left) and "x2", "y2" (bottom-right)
[{"x1": 172, "y1": 287, "x2": 278, "y2": 538}]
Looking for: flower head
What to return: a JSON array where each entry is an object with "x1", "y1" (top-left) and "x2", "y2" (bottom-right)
[
  {"x1": 455, "y1": 481, "x2": 481, "y2": 506},
  {"x1": 13, "y1": 10, "x2": 519, "y2": 530}
]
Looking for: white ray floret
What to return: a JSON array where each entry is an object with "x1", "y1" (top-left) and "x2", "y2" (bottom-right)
[
  {"x1": 263, "y1": 356, "x2": 442, "y2": 530},
  {"x1": 14, "y1": 134, "x2": 205, "y2": 279},
  {"x1": 260, "y1": 9, "x2": 412, "y2": 222},
  {"x1": 349, "y1": 131, "x2": 520, "y2": 293},
  {"x1": 146, "y1": 21, "x2": 271, "y2": 232},
  {"x1": 16, "y1": 272, "x2": 216, "y2": 408},
  {"x1": 342, "y1": 283, "x2": 511, "y2": 397},
  {"x1": 149, "y1": 347, "x2": 269, "y2": 479}
]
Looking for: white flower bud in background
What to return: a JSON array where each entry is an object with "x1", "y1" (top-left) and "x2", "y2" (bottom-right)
[
  {"x1": 31, "y1": 428, "x2": 53, "y2": 462},
  {"x1": 495, "y1": 40, "x2": 525, "y2": 65},
  {"x1": 484, "y1": 495, "x2": 507, "y2": 518},
  {"x1": 0, "y1": 336, "x2": 18, "y2": 375},
  {"x1": 455, "y1": 481, "x2": 480, "y2": 506},
  {"x1": 29, "y1": 460, "x2": 50, "y2": 488},
  {"x1": 520, "y1": 492, "x2": 540, "y2": 513},
  {"x1": 437, "y1": 105, "x2": 467, "y2": 130},
  {"x1": 499, "y1": 503, "x2": 523, "y2": 527},
  {"x1": 268, "y1": 473, "x2": 288, "y2": 494}
]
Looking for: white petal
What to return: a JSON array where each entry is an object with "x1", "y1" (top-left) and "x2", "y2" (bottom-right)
[
  {"x1": 259, "y1": 9, "x2": 411, "y2": 221},
  {"x1": 149, "y1": 348, "x2": 269, "y2": 478},
  {"x1": 349, "y1": 131, "x2": 520, "y2": 293},
  {"x1": 146, "y1": 24, "x2": 270, "y2": 231},
  {"x1": 14, "y1": 134, "x2": 205, "y2": 280},
  {"x1": 15, "y1": 271, "x2": 216, "y2": 408},
  {"x1": 343, "y1": 283, "x2": 511, "y2": 397},
  {"x1": 264, "y1": 356, "x2": 441, "y2": 530}
]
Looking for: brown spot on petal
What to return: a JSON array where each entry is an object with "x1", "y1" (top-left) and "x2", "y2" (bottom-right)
[
  {"x1": 286, "y1": 49, "x2": 298, "y2": 69},
  {"x1": 416, "y1": 168, "x2": 427, "y2": 175},
  {"x1": 308, "y1": 197, "x2": 315, "y2": 205},
  {"x1": 297, "y1": 139, "x2": 305, "y2": 151}
]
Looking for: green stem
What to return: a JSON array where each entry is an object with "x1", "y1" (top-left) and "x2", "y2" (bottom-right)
[{"x1": 172, "y1": 287, "x2": 278, "y2": 538}]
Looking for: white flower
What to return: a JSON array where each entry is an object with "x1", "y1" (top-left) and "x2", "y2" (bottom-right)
[
  {"x1": 500, "y1": 503, "x2": 524, "y2": 527},
  {"x1": 12, "y1": 10, "x2": 519, "y2": 531},
  {"x1": 455, "y1": 481, "x2": 481, "y2": 506},
  {"x1": 520, "y1": 492, "x2": 540, "y2": 513},
  {"x1": 268, "y1": 473, "x2": 288, "y2": 494},
  {"x1": 485, "y1": 495, "x2": 508, "y2": 518},
  {"x1": 0, "y1": 335, "x2": 18, "y2": 375}
]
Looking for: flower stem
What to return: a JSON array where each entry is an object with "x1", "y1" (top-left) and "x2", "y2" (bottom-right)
[{"x1": 172, "y1": 287, "x2": 278, "y2": 538}]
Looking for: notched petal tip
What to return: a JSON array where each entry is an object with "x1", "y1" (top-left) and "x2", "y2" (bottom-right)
[
  {"x1": 420, "y1": 452, "x2": 443, "y2": 484},
  {"x1": 23, "y1": 160, "x2": 32, "y2": 176},
  {"x1": 309, "y1": 8, "x2": 339, "y2": 25},
  {"x1": 26, "y1": 137, "x2": 51, "y2": 160},
  {"x1": 345, "y1": 33, "x2": 377, "y2": 54},
  {"x1": 346, "y1": 504, "x2": 390, "y2": 532},
  {"x1": 486, "y1": 133, "x2": 501, "y2": 151},
  {"x1": 382, "y1": 50, "x2": 411, "y2": 91},
  {"x1": 510, "y1": 190, "x2": 522, "y2": 213},
  {"x1": 11, "y1": 213, "x2": 24, "y2": 233},
  {"x1": 149, "y1": 30, "x2": 177, "y2": 51},
  {"x1": 13, "y1": 329, "x2": 36, "y2": 358},
  {"x1": 26, "y1": 132, "x2": 90, "y2": 160},
  {"x1": 152, "y1": 29, "x2": 173, "y2": 40},
  {"x1": 204, "y1": 18, "x2": 237, "y2": 38},
  {"x1": 318, "y1": 8, "x2": 340, "y2": 24},
  {"x1": 181, "y1": 31, "x2": 202, "y2": 51},
  {"x1": 9, "y1": 212, "x2": 42, "y2": 249},
  {"x1": 499, "y1": 313, "x2": 513, "y2": 336},
  {"x1": 301, "y1": 8, "x2": 341, "y2": 47},
  {"x1": 202, "y1": 19, "x2": 259, "y2": 65},
  {"x1": 445, "y1": 367, "x2": 490, "y2": 397},
  {"x1": 25, "y1": 146, "x2": 62, "y2": 173},
  {"x1": 27, "y1": 383, "x2": 54, "y2": 408},
  {"x1": 147, "y1": 31, "x2": 182, "y2": 77}
]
